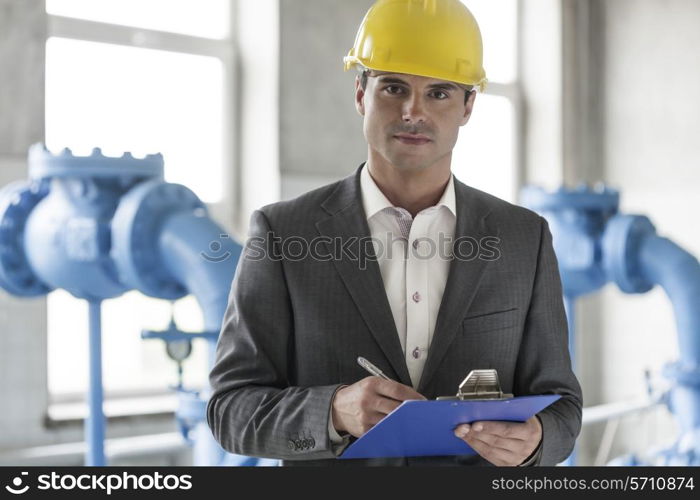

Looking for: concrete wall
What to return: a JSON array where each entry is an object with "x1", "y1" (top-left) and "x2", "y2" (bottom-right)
[
  {"x1": 0, "y1": 0, "x2": 50, "y2": 451},
  {"x1": 279, "y1": 0, "x2": 374, "y2": 199}
]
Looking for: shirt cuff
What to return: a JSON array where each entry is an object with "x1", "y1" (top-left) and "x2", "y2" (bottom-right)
[
  {"x1": 328, "y1": 409, "x2": 347, "y2": 444},
  {"x1": 518, "y1": 440, "x2": 542, "y2": 466},
  {"x1": 518, "y1": 415, "x2": 543, "y2": 466},
  {"x1": 328, "y1": 385, "x2": 351, "y2": 453}
]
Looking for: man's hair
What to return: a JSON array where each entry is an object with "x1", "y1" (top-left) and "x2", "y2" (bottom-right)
[{"x1": 359, "y1": 69, "x2": 474, "y2": 105}]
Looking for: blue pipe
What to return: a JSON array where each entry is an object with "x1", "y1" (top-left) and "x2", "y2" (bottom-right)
[
  {"x1": 157, "y1": 212, "x2": 240, "y2": 340},
  {"x1": 0, "y1": 145, "x2": 254, "y2": 466},
  {"x1": 638, "y1": 235, "x2": 700, "y2": 438},
  {"x1": 157, "y1": 211, "x2": 242, "y2": 465},
  {"x1": 87, "y1": 300, "x2": 106, "y2": 466},
  {"x1": 522, "y1": 185, "x2": 700, "y2": 465}
]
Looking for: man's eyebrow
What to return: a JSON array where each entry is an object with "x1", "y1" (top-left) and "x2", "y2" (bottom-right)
[
  {"x1": 376, "y1": 76, "x2": 410, "y2": 85},
  {"x1": 427, "y1": 82, "x2": 461, "y2": 91},
  {"x1": 375, "y1": 76, "x2": 461, "y2": 91}
]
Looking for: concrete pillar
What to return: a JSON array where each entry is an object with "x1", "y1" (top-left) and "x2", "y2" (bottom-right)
[{"x1": 0, "y1": 0, "x2": 49, "y2": 449}]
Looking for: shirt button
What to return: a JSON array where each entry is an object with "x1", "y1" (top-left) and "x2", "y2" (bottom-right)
[
  {"x1": 412, "y1": 347, "x2": 421, "y2": 359},
  {"x1": 412, "y1": 292, "x2": 421, "y2": 303}
]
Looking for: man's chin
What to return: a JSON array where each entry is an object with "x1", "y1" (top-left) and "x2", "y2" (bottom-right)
[{"x1": 386, "y1": 155, "x2": 433, "y2": 172}]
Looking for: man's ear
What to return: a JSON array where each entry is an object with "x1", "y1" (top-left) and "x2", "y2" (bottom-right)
[
  {"x1": 355, "y1": 75, "x2": 366, "y2": 117},
  {"x1": 460, "y1": 91, "x2": 477, "y2": 126}
]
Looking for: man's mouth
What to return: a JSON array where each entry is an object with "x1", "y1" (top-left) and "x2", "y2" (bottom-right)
[{"x1": 394, "y1": 134, "x2": 432, "y2": 146}]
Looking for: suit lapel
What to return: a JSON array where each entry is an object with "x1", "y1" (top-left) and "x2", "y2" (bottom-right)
[
  {"x1": 315, "y1": 165, "x2": 413, "y2": 386},
  {"x1": 417, "y1": 180, "x2": 499, "y2": 394}
]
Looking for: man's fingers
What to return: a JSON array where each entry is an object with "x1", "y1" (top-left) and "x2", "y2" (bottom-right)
[
  {"x1": 470, "y1": 420, "x2": 529, "y2": 441},
  {"x1": 467, "y1": 432, "x2": 528, "y2": 456},
  {"x1": 357, "y1": 411, "x2": 386, "y2": 435},
  {"x1": 464, "y1": 435, "x2": 521, "y2": 466},
  {"x1": 372, "y1": 378, "x2": 426, "y2": 402},
  {"x1": 365, "y1": 410, "x2": 385, "y2": 426},
  {"x1": 370, "y1": 395, "x2": 402, "y2": 415}
]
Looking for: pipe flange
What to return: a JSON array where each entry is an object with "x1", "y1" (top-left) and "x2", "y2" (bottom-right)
[
  {"x1": 520, "y1": 184, "x2": 620, "y2": 214},
  {"x1": 0, "y1": 180, "x2": 53, "y2": 296},
  {"x1": 112, "y1": 180, "x2": 206, "y2": 299},
  {"x1": 602, "y1": 214, "x2": 657, "y2": 294},
  {"x1": 28, "y1": 143, "x2": 164, "y2": 181}
]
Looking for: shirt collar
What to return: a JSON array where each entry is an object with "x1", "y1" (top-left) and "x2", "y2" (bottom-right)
[{"x1": 360, "y1": 163, "x2": 457, "y2": 220}]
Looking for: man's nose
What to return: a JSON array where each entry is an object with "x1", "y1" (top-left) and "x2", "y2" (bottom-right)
[{"x1": 402, "y1": 94, "x2": 427, "y2": 124}]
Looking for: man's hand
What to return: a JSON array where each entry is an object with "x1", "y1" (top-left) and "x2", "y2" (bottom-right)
[
  {"x1": 331, "y1": 376, "x2": 426, "y2": 438},
  {"x1": 453, "y1": 416, "x2": 542, "y2": 466}
]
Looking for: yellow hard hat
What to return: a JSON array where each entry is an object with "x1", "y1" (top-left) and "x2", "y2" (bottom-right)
[{"x1": 344, "y1": 0, "x2": 488, "y2": 92}]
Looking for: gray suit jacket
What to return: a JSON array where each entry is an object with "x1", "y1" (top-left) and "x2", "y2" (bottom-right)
[{"x1": 207, "y1": 164, "x2": 582, "y2": 466}]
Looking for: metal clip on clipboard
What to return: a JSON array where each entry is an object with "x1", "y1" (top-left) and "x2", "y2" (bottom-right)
[{"x1": 436, "y1": 369, "x2": 514, "y2": 401}]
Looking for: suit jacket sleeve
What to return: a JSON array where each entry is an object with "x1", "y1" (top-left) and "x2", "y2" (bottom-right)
[
  {"x1": 514, "y1": 216, "x2": 583, "y2": 466},
  {"x1": 206, "y1": 209, "x2": 345, "y2": 460}
]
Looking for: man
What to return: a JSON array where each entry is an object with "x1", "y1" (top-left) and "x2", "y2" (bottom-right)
[{"x1": 207, "y1": 0, "x2": 582, "y2": 466}]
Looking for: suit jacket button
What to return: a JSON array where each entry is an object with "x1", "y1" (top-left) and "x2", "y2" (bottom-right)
[
  {"x1": 287, "y1": 440, "x2": 295, "y2": 450},
  {"x1": 309, "y1": 437, "x2": 316, "y2": 448}
]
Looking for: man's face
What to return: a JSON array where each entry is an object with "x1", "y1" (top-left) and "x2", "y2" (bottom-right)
[{"x1": 355, "y1": 71, "x2": 476, "y2": 172}]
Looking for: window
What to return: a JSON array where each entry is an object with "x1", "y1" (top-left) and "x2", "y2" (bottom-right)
[
  {"x1": 45, "y1": 38, "x2": 225, "y2": 202},
  {"x1": 453, "y1": 0, "x2": 520, "y2": 203},
  {"x1": 44, "y1": 2, "x2": 235, "y2": 408}
]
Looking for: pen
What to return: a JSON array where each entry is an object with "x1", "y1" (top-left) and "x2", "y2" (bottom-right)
[{"x1": 357, "y1": 356, "x2": 392, "y2": 381}]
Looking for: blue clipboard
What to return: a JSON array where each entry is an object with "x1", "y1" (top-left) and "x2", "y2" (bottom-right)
[{"x1": 339, "y1": 394, "x2": 560, "y2": 459}]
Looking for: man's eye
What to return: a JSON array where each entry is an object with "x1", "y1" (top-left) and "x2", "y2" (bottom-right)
[
  {"x1": 384, "y1": 85, "x2": 405, "y2": 95},
  {"x1": 430, "y1": 91, "x2": 449, "y2": 100}
]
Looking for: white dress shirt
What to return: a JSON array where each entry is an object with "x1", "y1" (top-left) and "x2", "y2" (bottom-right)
[
  {"x1": 329, "y1": 163, "x2": 455, "y2": 445},
  {"x1": 360, "y1": 163, "x2": 457, "y2": 388}
]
